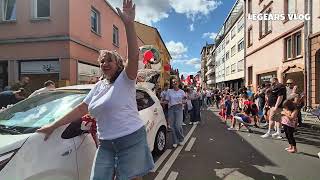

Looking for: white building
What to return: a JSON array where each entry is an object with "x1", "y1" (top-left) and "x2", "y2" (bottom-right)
[{"x1": 215, "y1": 0, "x2": 244, "y2": 90}]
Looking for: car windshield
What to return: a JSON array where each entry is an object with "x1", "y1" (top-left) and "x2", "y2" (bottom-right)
[{"x1": 0, "y1": 90, "x2": 89, "y2": 134}]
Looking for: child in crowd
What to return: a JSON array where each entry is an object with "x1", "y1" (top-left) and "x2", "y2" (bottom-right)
[
  {"x1": 228, "y1": 105, "x2": 252, "y2": 133},
  {"x1": 224, "y1": 95, "x2": 232, "y2": 122},
  {"x1": 281, "y1": 100, "x2": 298, "y2": 153}
]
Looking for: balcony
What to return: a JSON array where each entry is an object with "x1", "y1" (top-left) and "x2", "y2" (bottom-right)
[
  {"x1": 207, "y1": 79, "x2": 216, "y2": 85},
  {"x1": 205, "y1": 68, "x2": 215, "y2": 76}
]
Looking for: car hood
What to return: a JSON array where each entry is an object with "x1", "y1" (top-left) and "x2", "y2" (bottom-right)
[{"x1": 0, "y1": 134, "x2": 31, "y2": 154}]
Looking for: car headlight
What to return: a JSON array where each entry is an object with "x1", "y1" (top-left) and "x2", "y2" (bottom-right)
[{"x1": 0, "y1": 149, "x2": 19, "y2": 171}]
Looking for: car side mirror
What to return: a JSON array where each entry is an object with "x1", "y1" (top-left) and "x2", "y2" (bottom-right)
[{"x1": 61, "y1": 120, "x2": 88, "y2": 139}]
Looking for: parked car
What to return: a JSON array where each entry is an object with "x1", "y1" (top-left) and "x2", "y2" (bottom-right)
[{"x1": 0, "y1": 84, "x2": 167, "y2": 180}]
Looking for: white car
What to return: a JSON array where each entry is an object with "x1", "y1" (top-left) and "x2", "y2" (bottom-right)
[{"x1": 0, "y1": 84, "x2": 167, "y2": 180}]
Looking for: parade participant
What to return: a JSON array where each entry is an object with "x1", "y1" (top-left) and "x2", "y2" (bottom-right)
[
  {"x1": 0, "y1": 88, "x2": 26, "y2": 109},
  {"x1": 166, "y1": 78, "x2": 186, "y2": 147},
  {"x1": 281, "y1": 100, "x2": 298, "y2": 153},
  {"x1": 224, "y1": 95, "x2": 232, "y2": 123},
  {"x1": 228, "y1": 106, "x2": 253, "y2": 133},
  {"x1": 11, "y1": 76, "x2": 32, "y2": 96},
  {"x1": 160, "y1": 83, "x2": 170, "y2": 125},
  {"x1": 37, "y1": 1, "x2": 154, "y2": 179},
  {"x1": 29, "y1": 80, "x2": 56, "y2": 97},
  {"x1": 189, "y1": 87, "x2": 201, "y2": 125},
  {"x1": 261, "y1": 78, "x2": 286, "y2": 139}
]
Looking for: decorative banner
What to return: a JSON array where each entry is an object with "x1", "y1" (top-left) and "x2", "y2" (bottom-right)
[{"x1": 139, "y1": 45, "x2": 161, "y2": 65}]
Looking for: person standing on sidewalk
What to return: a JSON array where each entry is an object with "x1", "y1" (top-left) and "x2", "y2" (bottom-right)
[
  {"x1": 189, "y1": 87, "x2": 201, "y2": 125},
  {"x1": 166, "y1": 79, "x2": 186, "y2": 148},
  {"x1": 281, "y1": 100, "x2": 298, "y2": 153},
  {"x1": 37, "y1": 1, "x2": 154, "y2": 179},
  {"x1": 261, "y1": 78, "x2": 286, "y2": 139},
  {"x1": 160, "y1": 83, "x2": 169, "y2": 126}
]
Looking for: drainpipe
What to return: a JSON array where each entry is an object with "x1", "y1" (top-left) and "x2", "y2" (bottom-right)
[
  {"x1": 304, "y1": 0, "x2": 312, "y2": 107},
  {"x1": 243, "y1": 0, "x2": 247, "y2": 88}
]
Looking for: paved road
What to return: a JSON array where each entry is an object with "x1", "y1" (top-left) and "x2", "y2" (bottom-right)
[{"x1": 145, "y1": 108, "x2": 320, "y2": 180}]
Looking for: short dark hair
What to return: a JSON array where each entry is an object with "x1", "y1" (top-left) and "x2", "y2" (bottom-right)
[{"x1": 44, "y1": 80, "x2": 55, "y2": 87}]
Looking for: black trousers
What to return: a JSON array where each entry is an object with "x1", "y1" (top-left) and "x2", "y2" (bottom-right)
[{"x1": 283, "y1": 124, "x2": 296, "y2": 146}]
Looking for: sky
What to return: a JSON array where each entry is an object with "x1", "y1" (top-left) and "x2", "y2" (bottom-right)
[{"x1": 107, "y1": 0, "x2": 236, "y2": 77}]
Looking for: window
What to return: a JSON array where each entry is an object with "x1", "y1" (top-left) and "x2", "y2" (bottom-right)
[
  {"x1": 33, "y1": 0, "x2": 50, "y2": 18},
  {"x1": 231, "y1": 63, "x2": 236, "y2": 74},
  {"x1": 91, "y1": 8, "x2": 100, "y2": 34},
  {"x1": 248, "y1": 66, "x2": 253, "y2": 85},
  {"x1": 259, "y1": 9, "x2": 272, "y2": 38},
  {"x1": 238, "y1": 16, "x2": 244, "y2": 32},
  {"x1": 248, "y1": 27, "x2": 253, "y2": 47},
  {"x1": 225, "y1": 34, "x2": 230, "y2": 45},
  {"x1": 231, "y1": 27, "x2": 236, "y2": 39},
  {"x1": 238, "y1": 59, "x2": 244, "y2": 72},
  {"x1": 295, "y1": 33, "x2": 302, "y2": 56},
  {"x1": 1, "y1": 0, "x2": 16, "y2": 21},
  {"x1": 286, "y1": 37, "x2": 292, "y2": 59},
  {"x1": 225, "y1": 51, "x2": 230, "y2": 60},
  {"x1": 285, "y1": 32, "x2": 302, "y2": 61},
  {"x1": 248, "y1": 0, "x2": 252, "y2": 14},
  {"x1": 284, "y1": 0, "x2": 296, "y2": 18},
  {"x1": 226, "y1": 66, "x2": 230, "y2": 76},
  {"x1": 238, "y1": 39, "x2": 244, "y2": 52},
  {"x1": 231, "y1": 45, "x2": 236, "y2": 56},
  {"x1": 136, "y1": 90, "x2": 155, "y2": 111},
  {"x1": 113, "y1": 25, "x2": 119, "y2": 46}
]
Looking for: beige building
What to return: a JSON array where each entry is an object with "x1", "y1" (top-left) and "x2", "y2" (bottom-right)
[
  {"x1": 200, "y1": 44, "x2": 215, "y2": 88},
  {"x1": 0, "y1": 0, "x2": 145, "y2": 92},
  {"x1": 245, "y1": 0, "x2": 305, "y2": 93}
]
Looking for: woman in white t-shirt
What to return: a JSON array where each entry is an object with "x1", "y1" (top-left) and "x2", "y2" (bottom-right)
[
  {"x1": 165, "y1": 79, "x2": 186, "y2": 148},
  {"x1": 37, "y1": 1, "x2": 154, "y2": 180}
]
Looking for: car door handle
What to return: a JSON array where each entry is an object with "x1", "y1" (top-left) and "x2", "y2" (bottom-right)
[
  {"x1": 61, "y1": 149, "x2": 72, "y2": 156},
  {"x1": 154, "y1": 108, "x2": 158, "y2": 115}
]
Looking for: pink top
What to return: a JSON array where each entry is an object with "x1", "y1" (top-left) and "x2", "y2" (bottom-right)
[{"x1": 281, "y1": 110, "x2": 298, "y2": 128}]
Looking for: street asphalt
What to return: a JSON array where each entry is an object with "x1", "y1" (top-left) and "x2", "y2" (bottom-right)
[{"x1": 145, "y1": 108, "x2": 320, "y2": 180}]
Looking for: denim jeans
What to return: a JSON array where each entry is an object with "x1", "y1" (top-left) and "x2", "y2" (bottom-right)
[{"x1": 168, "y1": 104, "x2": 184, "y2": 144}]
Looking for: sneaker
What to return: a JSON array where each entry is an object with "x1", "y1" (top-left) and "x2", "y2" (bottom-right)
[
  {"x1": 261, "y1": 133, "x2": 271, "y2": 138},
  {"x1": 172, "y1": 144, "x2": 177, "y2": 148},
  {"x1": 193, "y1": 122, "x2": 199, "y2": 125},
  {"x1": 189, "y1": 122, "x2": 193, "y2": 125},
  {"x1": 182, "y1": 123, "x2": 186, "y2": 126},
  {"x1": 261, "y1": 123, "x2": 269, "y2": 128},
  {"x1": 228, "y1": 127, "x2": 236, "y2": 131},
  {"x1": 178, "y1": 141, "x2": 185, "y2": 146},
  {"x1": 272, "y1": 132, "x2": 281, "y2": 138}
]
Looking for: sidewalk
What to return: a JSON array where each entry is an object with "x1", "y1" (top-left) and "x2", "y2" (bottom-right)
[{"x1": 207, "y1": 106, "x2": 320, "y2": 131}]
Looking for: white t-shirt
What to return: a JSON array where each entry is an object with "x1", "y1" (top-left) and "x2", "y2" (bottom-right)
[
  {"x1": 160, "y1": 90, "x2": 168, "y2": 100},
  {"x1": 166, "y1": 89, "x2": 186, "y2": 107},
  {"x1": 83, "y1": 71, "x2": 143, "y2": 140}
]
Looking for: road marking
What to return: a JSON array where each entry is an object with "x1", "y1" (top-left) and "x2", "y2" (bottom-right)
[
  {"x1": 184, "y1": 137, "x2": 196, "y2": 152},
  {"x1": 151, "y1": 149, "x2": 172, "y2": 172},
  {"x1": 167, "y1": 171, "x2": 179, "y2": 180},
  {"x1": 154, "y1": 124, "x2": 197, "y2": 180}
]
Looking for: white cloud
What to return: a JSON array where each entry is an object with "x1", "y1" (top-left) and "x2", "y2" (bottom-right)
[
  {"x1": 166, "y1": 41, "x2": 188, "y2": 59},
  {"x1": 107, "y1": 0, "x2": 171, "y2": 25},
  {"x1": 195, "y1": 64, "x2": 201, "y2": 69},
  {"x1": 189, "y1": 24, "x2": 194, "y2": 31},
  {"x1": 180, "y1": 71, "x2": 197, "y2": 76},
  {"x1": 186, "y1": 58, "x2": 200, "y2": 65},
  {"x1": 169, "y1": 0, "x2": 222, "y2": 21},
  {"x1": 202, "y1": 32, "x2": 217, "y2": 41},
  {"x1": 107, "y1": 0, "x2": 222, "y2": 25}
]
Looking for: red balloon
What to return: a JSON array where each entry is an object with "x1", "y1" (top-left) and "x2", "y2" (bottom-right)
[{"x1": 143, "y1": 50, "x2": 154, "y2": 64}]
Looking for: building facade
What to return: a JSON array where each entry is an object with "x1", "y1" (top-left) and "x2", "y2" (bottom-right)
[
  {"x1": 200, "y1": 43, "x2": 215, "y2": 89},
  {"x1": 0, "y1": 0, "x2": 130, "y2": 91},
  {"x1": 222, "y1": 0, "x2": 245, "y2": 90},
  {"x1": 134, "y1": 22, "x2": 172, "y2": 89},
  {"x1": 309, "y1": 0, "x2": 320, "y2": 107},
  {"x1": 206, "y1": 45, "x2": 216, "y2": 89},
  {"x1": 245, "y1": 0, "x2": 305, "y2": 94},
  {"x1": 215, "y1": 28, "x2": 226, "y2": 89}
]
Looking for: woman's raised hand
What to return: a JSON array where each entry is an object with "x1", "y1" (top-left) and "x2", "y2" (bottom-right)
[{"x1": 116, "y1": 0, "x2": 136, "y2": 25}]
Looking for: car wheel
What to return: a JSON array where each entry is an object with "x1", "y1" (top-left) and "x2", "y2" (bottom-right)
[{"x1": 154, "y1": 127, "x2": 166, "y2": 155}]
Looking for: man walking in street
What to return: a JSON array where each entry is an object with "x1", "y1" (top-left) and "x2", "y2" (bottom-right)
[
  {"x1": 11, "y1": 76, "x2": 32, "y2": 96},
  {"x1": 0, "y1": 88, "x2": 26, "y2": 109},
  {"x1": 29, "y1": 80, "x2": 56, "y2": 98},
  {"x1": 261, "y1": 78, "x2": 286, "y2": 139}
]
